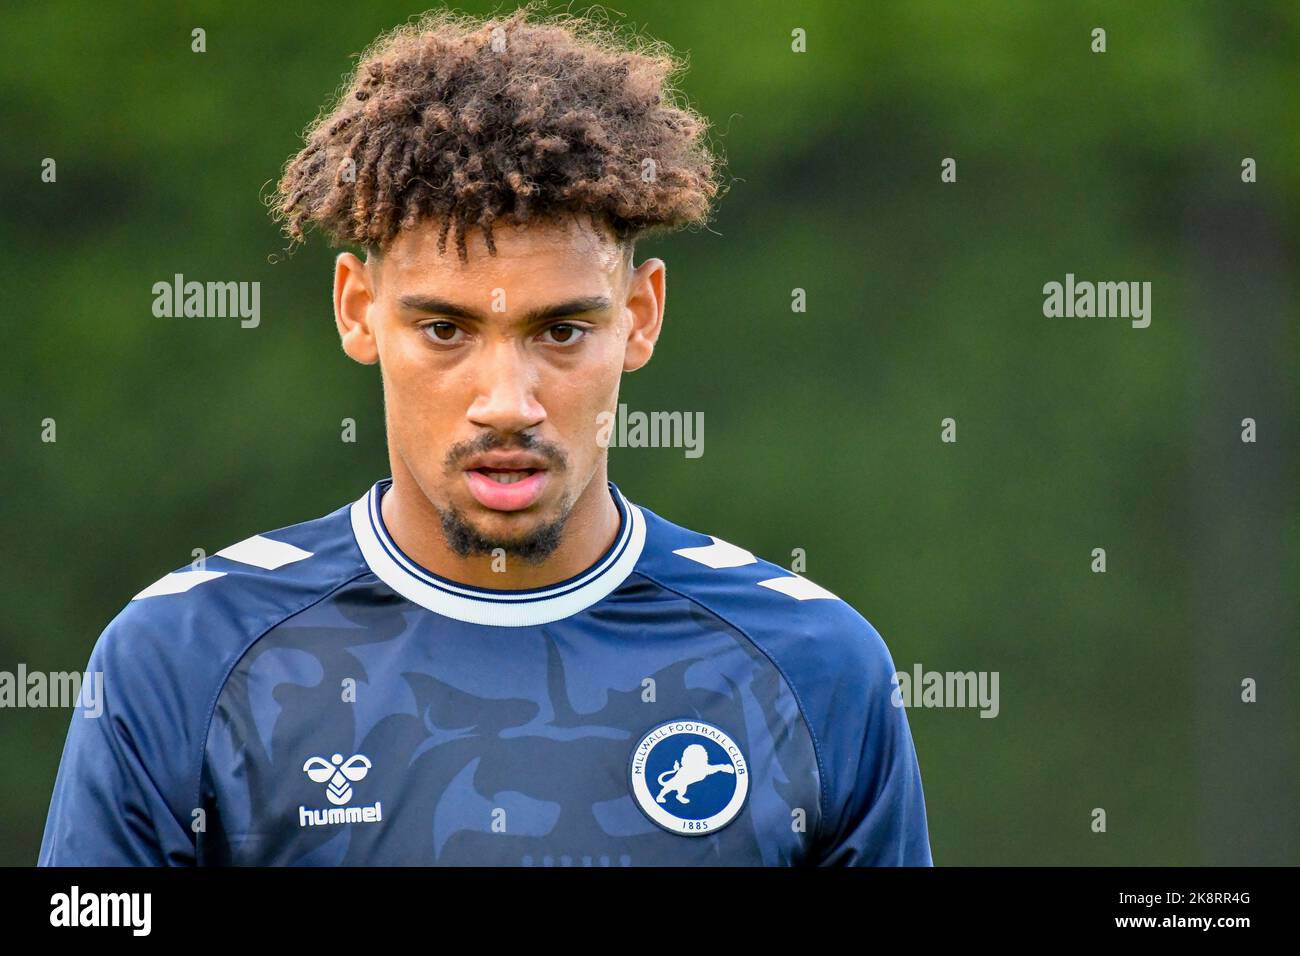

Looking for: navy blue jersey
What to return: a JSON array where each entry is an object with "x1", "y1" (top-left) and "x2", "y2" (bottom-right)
[{"x1": 39, "y1": 479, "x2": 932, "y2": 866}]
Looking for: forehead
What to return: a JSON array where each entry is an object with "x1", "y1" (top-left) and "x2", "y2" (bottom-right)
[{"x1": 376, "y1": 215, "x2": 626, "y2": 296}]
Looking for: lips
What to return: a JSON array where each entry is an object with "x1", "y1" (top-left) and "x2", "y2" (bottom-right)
[
  {"x1": 462, "y1": 451, "x2": 550, "y2": 472},
  {"x1": 462, "y1": 452, "x2": 550, "y2": 511}
]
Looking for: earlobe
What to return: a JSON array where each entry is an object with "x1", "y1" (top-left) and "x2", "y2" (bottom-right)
[{"x1": 334, "y1": 252, "x2": 380, "y2": 365}]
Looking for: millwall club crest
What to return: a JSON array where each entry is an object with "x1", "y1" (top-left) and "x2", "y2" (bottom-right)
[{"x1": 629, "y1": 720, "x2": 749, "y2": 836}]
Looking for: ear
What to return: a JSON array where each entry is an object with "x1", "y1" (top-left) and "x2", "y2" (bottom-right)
[
  {"x1": 623, "y1": 257, "x2": 665, "y2": 372},
  {"x1": 333, "y1": 252, "x2": 380, "y2": 365}
]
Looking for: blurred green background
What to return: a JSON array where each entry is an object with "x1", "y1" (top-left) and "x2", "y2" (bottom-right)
[{"x1": 1, "y1": 0, "x2": 1296, "y2": 866}]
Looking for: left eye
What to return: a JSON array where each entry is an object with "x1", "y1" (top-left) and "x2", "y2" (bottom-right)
[
  {"x1": 541, "y1": 324, "x2": 586, "y2": 345},
  {"x1": 423, "y1": 321, "x2": 466, "y2": 344}
]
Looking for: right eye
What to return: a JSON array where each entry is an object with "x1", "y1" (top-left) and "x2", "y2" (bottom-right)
[{"x1": 422, "y1": 321, "x2": 466, "y2": 344}]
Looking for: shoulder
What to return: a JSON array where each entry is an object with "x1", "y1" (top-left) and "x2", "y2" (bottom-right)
[
  {"x1": 90, "y1": 497, "x2": 368, "y2": 710},
  {"x1": 627, "y1": 500, "x2": 929, "y2": 863},
  {"x1": 631, "y1": 501, "x2": 900, "y2": 700},
  {"x1": 58, "y1": 496, "x2": 368, "y2": 827}
]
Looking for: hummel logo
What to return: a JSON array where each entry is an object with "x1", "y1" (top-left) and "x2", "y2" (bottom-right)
[
  {"x1": 303, "y1": 752, "x2": 371, "y2": 805},
  {"x1": 298, "y1": 752, "x2": 383, "y2": 829}
]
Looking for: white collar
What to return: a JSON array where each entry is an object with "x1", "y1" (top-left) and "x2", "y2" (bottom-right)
[{"x1": 349, "y1": 478, "x2": 646, "y2": 627}]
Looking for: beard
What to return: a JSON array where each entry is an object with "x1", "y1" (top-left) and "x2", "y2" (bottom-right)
[
  {"x1": 434, "y1": 430, "x2": 575, "y2": 563},
  {"x1": 435, "y1": 499, "x2": 575, "y2": 564}
]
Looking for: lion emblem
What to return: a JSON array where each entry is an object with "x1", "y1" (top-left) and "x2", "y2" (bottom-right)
[{"x1": 654, "y1": 743, "x2": 735, "y2": 805}]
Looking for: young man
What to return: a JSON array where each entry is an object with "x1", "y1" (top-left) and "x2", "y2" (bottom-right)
[{"x1": 40, "y1": 10, "x2": 931, "y2": 866}]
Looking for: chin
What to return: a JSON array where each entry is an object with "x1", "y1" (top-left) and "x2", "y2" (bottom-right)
[
  {"x1": 468, "y1": 508, "x2": 545, "y2": 538},
  {"x1": 441, "y1": 499, "x2": 570, "y2": 563}
]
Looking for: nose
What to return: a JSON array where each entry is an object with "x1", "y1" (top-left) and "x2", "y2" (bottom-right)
[{"x1": 465, "y1": 339, "x2": 547, "y2": 435}]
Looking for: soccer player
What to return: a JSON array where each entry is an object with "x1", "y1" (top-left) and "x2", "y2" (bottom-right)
[{"x1": 39, "y1": 10, "x2": 931, "y2": 866}]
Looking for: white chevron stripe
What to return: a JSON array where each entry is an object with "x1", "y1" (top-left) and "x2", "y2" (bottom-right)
[
  {"x1": 757, "y1": 575, "x2": 839, "y2": 601},
  {"x1": 216, "y1": 534, "x2": 313, "y2": 570},
  {"x1": 672, "y1": 536, "x2": 757, "y2": 569},
  {"x1": 131, "y1": 569, "x2": 226, "y2": 600}
]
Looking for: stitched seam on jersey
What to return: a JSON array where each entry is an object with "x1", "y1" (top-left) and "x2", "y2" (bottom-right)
[
  {"x1": 628, "y1": 568, "x2": 830, "y2": 853},
  {"x1": 194, "y1": 565, "x2": 372, "y2": 864}
]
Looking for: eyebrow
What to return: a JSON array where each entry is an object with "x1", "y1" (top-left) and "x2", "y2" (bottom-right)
[{"x1": 397, "y1": 294, "x2": 612, "y2": 324}]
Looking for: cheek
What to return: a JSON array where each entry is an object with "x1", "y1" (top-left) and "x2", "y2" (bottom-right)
[
  {"x1": 379, "y1": 335, "x2": 450, "y2": 433},
  {"x1": 582, "y1": 333, "x2": 626, "y2": 399},
  {"x1": 544, "y1": 347, "x2": 622, "y2": 448}
]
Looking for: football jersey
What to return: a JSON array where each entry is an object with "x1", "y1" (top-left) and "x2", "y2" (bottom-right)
[{"x1": 39, "y1": 478, "x2": 932, "y2": 866}]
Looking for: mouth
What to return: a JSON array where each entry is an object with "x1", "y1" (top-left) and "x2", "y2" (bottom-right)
[{"x1": 462, "y1": 455, "x2": 551, "y2": 512}]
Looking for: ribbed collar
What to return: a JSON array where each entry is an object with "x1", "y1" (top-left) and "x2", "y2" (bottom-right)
[{"x1": 349, "y1": 477, "x2": 645, "y2": 626}]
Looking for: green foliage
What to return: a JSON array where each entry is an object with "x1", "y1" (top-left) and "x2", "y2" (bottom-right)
[{"x1": 0, "y1": 0, "x2": 1295, "y2": 865}]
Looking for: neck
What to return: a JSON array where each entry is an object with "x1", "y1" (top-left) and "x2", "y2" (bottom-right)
[{"x1": 378, "y1": 462, "x2": 621, "y2": 590}]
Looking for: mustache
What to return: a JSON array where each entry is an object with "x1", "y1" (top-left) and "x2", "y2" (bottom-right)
[{"x1": 443, "y1": 432, "x2": 569, "y2": 472}]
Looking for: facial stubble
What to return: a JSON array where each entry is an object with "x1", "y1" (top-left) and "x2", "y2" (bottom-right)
[{"x1": 436, "y1": 431, "x2": 576, "y2": 564}]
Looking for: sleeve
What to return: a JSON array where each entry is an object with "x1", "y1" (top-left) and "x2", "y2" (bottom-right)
[
  {"x1": 38, "y1": 609, "x2": 199, "y2": 866},
  {"x1": 813, "y1": 618, "x2": 933, "y2": 866}
]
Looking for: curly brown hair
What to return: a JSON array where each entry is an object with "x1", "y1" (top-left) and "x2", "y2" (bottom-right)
[{"x1": 271, "y1": 6, "x2": 722, "y2": 261}]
